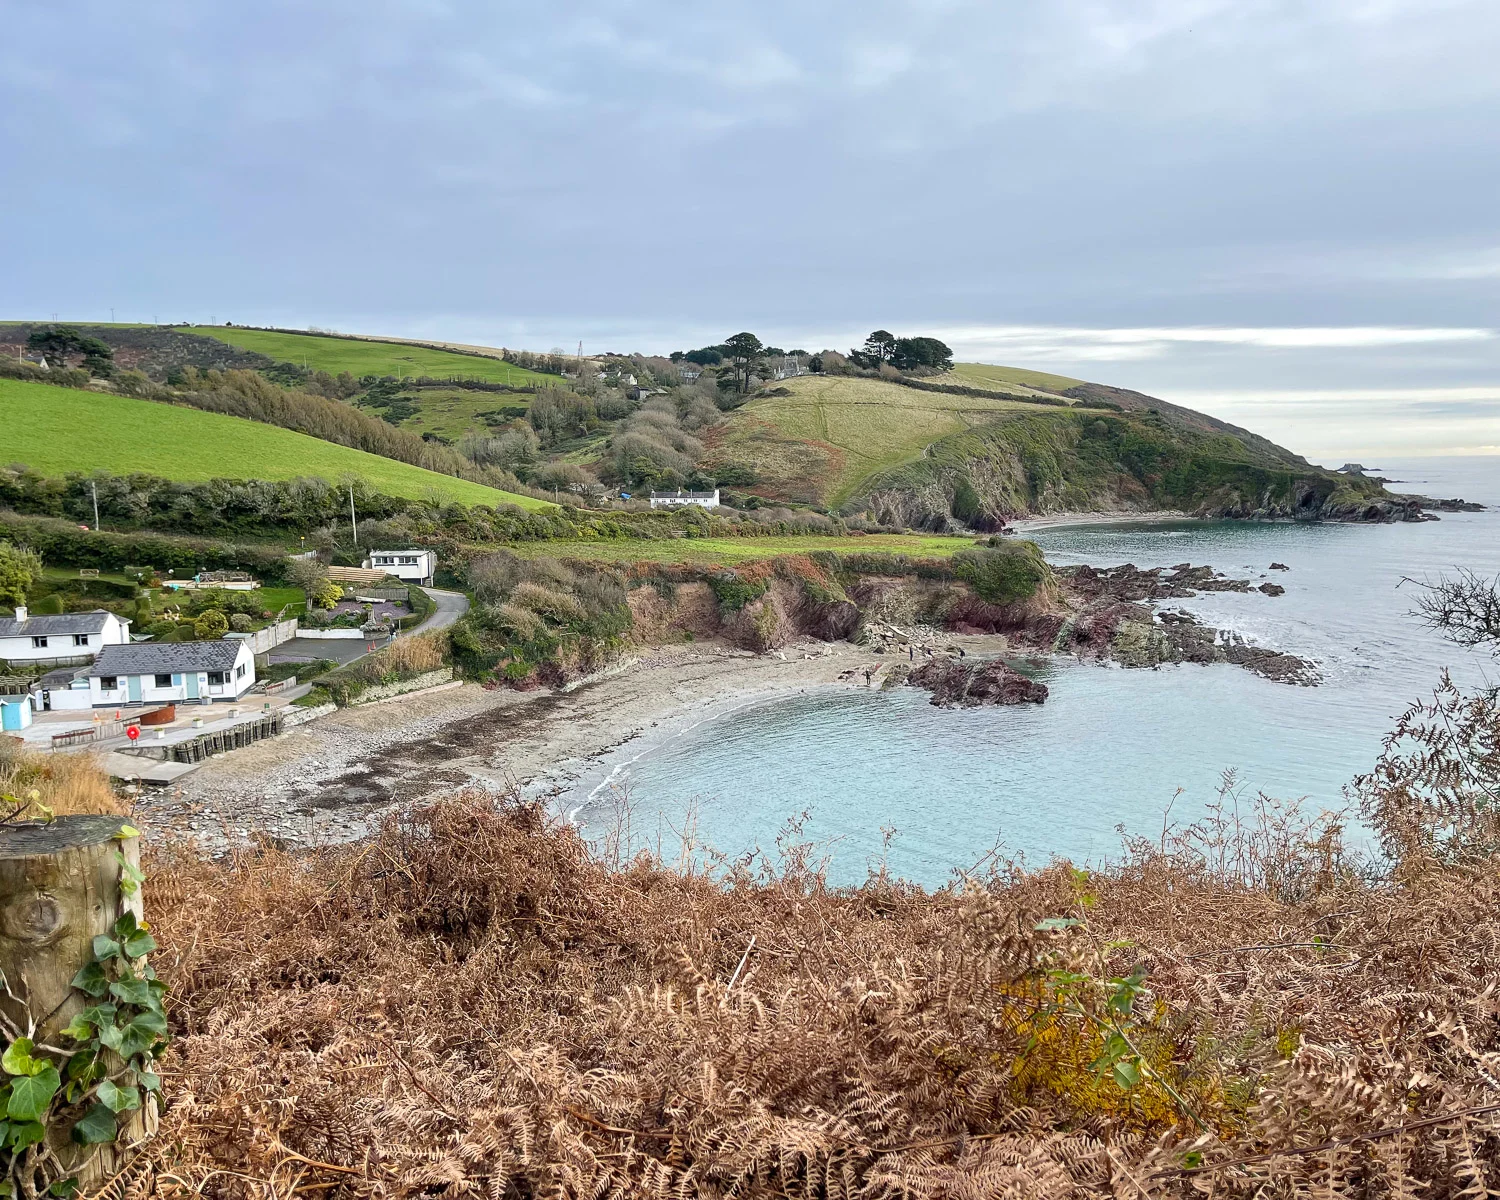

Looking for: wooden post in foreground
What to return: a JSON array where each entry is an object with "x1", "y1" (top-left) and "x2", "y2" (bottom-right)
[{"x1": 0, "y1": 817, "x2": 156, "y2": 1186}]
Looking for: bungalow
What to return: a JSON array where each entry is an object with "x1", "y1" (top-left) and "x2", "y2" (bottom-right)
[
  {"x1": 0, "y1": 608, "x2": 131, "y2": 665},
  {"x1": 649, "y1": 488, "x2": 720, "y2": 510},
  {"x1": 362, "y1": 549, "x2": 436, "y2": 585},
  {"x1": 86, "y1": 640, "x2": 256, "y2": 707}
]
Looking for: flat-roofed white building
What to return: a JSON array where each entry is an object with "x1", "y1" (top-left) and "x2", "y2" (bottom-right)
[
  {"x1": 363, "y1": 550, "x2": 436, "y2": 585},
  {"x1": 648, "y1": 489, "x2": 720, "y2": 510}
]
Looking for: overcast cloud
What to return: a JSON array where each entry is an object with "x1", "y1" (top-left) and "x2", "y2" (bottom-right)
[{"x1": 3, "y1": 1, "x2": 1499, "y2": 461}]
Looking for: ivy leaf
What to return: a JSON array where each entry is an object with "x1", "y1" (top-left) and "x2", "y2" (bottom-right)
[
  {"x1": 6, "y1": 1121, "x2": 45, "y2": 1150},
  {"x1": 122, "y1": 931, "x2": 157, "y2": 960},
  {"x1": 70, "y1": 1103, "x2": 117, "y2": 1145},
  {"x1": 96, "y1": 1080, "x2": 140, "y2": 1114},
  {"x1": 48, "y1": 1181, "x2": 79, "y2": 1200},
  {"x1": 8, "y1": 1065, "x2": 61, "y2": 1121},
  {"x1": 69, "y1": 962, "x2": 111, "y2": 998},
  {"x1": 112, "y1": 911, "x2": 139, "y2": 939},
  {"x1": 66, "y1": 1052, "x2": 99, "y2": 1084},
  {"x1": 108, "y1": 979, "x2": 154, "y2": 1007},
  {"x1": 96, "y1": 1023, "x2": 124, "y2": 1054},
  {"x1": 1, "y1": 1039, "x2": 36, "y2": 1076},
  {"x1": 1111, "y1": 1059, "x2": 1142, "y2": 1090},
  {"x1": 91, "y1": 935, "x2": 122, "y2": 963},
  {"x1": 114, "y1": 825, "x2": 141, "y2": 840},
  {"x1": 138, "y1": 1072, "x2": 160, "y2": 1093},
  {"x1": 117, "y1": 1011, "x2": 167, "y2": 1060}
]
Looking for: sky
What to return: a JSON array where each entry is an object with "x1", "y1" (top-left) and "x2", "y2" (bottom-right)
[{"x1": 3, "y1": 1, "x2": 1499, "y2": 463}]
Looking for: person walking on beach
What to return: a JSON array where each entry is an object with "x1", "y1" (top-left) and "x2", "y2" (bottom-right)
[
  {"x1": 864, "y1": 666, "x2": 874, "y2": 685},
  {"x1": 958, "y1": 646, "x2": 966, "y2": 659}
]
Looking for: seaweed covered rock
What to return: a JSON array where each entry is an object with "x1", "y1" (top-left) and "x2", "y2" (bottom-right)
[{"x1": 908, "y1": 656, "x2": 1048, "y2": 707}]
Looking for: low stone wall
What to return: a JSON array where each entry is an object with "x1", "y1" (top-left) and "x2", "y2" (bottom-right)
[
  {"x1": 350, "y1": 668, "x2": 454, "y2": 706},
  {"x1": 282, "y1": 702, "x2": 337, "y2": 728},
  {"x1": 294, "y1": 627, "x2": 366, "y2": 640}
]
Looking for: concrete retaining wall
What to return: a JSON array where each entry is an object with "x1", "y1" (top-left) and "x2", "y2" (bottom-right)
[
  {"x1": 350, "y1": 668, "x2": 454, "y2": 706},
  {"x1": 229, "y1": 618, "x2": 299, "y2": 655},
  {"x1": 282, "y1": 702, "x2": 337, "y2": 728}
]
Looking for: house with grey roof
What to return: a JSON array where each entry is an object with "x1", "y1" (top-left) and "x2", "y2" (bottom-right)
[
  {"x1": 0, "y1": 607, "x2": 131, "y2": 666},
  {"x1": 86, "y1": 639, "x2": 255, "y2": 707}
]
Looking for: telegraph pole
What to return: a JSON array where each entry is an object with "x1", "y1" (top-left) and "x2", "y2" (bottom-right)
[
  {"x1": 348, "y1": 485, "x2": 359, "y2": 548},
  {"x1": 91, "y1": 481, "x2": 100, "y2": 531}
]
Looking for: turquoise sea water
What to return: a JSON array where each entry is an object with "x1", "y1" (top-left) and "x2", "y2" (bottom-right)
[{"x1": 565, "y1": 458, "x2": 1500, "y2": 886}]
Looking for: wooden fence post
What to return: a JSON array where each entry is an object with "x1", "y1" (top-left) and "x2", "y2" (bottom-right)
[{"x1": 0, "y1": 817, "x2": 156, "y2": 1187}]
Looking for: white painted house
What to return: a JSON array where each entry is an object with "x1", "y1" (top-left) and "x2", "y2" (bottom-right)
[
  {"x1": 649, "y1": 489, "x2": 720, "y2": 510},
  {"x1": 86, "y1": 640, "x2": 255, "y2": 707},
  {"x1": 362, "y1": 550, "x2": 436, "y2": 585},
  {"x1": 0, "y1": 608, "x2": 131, "y2": 665}
]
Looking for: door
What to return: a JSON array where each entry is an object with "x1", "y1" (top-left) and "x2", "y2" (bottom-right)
[
  {"x1": 186, "y1": 672, "x2": 200, "y2": 700},
  {"x1": 127, "y1": 675, "x2": 141, "y2": 703}
]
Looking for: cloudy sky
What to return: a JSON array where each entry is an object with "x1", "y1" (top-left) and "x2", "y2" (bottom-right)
[{"x1": 4, "y1": 1, "x2": 1499, "y2": 462}]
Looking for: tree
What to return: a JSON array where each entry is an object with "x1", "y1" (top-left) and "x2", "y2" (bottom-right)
[
  {"x1": 892, "y1": 336, "x2": 954, "y2": 371},
  {"x1": 1411, "y1": 569, "x2": 1500, "y2": 654},
  {"x1": 722, "y1": 333, "x2": 764, "y2": 393},
  {"x1": 285, "y1": 557, "x2": 329, "y2": 592},
  {"x1": 193, "y1": 609, "x2": 229, "y2": 639},
  {"x1": 310, "y1": 579, "x2": 343, "y2": 610},
  {"x1": 0, "y1": 542, "x2": 42, "y2": 607},
  {"x1": 25, "y1": 327, "x2": 114, "y2": 375},
  {"x1": 859, "y1": 330, "x2": 897, "y2": 366}
]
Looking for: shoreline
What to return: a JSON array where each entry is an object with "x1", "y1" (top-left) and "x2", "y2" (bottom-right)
[
  {"x1": 1010, "y1": 509, "x2": 1192, "y2": 532},
  {"x1": 135, "y1": 635, "x2": 1012, "y2": 850}
]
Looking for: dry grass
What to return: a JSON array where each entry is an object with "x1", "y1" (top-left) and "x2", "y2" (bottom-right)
[
  {"x1": 0, "y1": 743, "x2": 124, "y2": 816},
  {"x1": 126, "y1": 672, "x2": 1500, "y2": 1198}
]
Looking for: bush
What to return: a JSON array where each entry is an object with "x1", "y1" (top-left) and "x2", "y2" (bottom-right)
[
  {"x1": 29, "y1": 593, "x2": 64, "y2": 615},
  {"x1": 229, "y1": 612, "x2": 254, "y2": 632},
  {"x1": 310, "y1": 579, "x2": 343, "y2": 610},
  {"x1": 193, "y1": 609, "x2": 229, "y2": 639},
  {"x1": 951, "y1": 541, "x2": 1052, "y2": 606}
]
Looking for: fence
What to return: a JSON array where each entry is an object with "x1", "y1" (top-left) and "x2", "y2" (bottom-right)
[
  {"x1": 356, "y1": 588, "x2": 410, "y2": 603},
  {"x1": 262, "y1": 675, "x2": 298, "y2": 695},
  {"x1": 51, "y1": 718, "x2": 128, "y2": 750},
  {"x1": 228, "y1": 617, "x2": 299, "y2": 656}
]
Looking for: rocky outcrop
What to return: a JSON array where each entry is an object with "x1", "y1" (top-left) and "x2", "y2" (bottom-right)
[
  {"x1": 907, "y1": 656, "x2": 1049, "y2": 707},
  {"x1": 1105, "y1": 610, "x2": 1318, "y2": 686},
  {"x1": 1059, "y1": 562, "x2": 1256, "y2": 602}
]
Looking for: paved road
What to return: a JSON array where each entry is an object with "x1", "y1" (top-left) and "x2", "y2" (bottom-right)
[{"x1": 414, "y1": 587, "x2": 469, "y2": 633}]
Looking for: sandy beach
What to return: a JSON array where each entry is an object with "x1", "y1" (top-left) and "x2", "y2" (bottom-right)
[
  {"x1": 132, "y1": 633, "x2": 1010, "y2": 849},
  {"x1": 1009, "y1": 509, "x2": 1191, "y2": 531}
]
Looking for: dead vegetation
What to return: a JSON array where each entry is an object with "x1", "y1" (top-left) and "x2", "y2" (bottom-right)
[
  {"x1": 0, "y1": 742, "x2": 125, "y2": 816},
  {"x1": 118, "y1": 657, "x2": 1500, "y2": 1198}
]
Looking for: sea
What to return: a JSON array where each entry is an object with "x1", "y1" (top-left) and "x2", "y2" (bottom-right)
[{"x1": 562, "y1": 458, "x2": 1500, "y2": 887}]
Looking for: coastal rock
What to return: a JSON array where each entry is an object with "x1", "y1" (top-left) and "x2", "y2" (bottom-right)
[
  {"x1": 1059, "y1": 562, "x2": 1252, "y2": 602},
  {"x1": 907, "y1": 657, "x2": 1048, "y2": 707},
  {"x1": 1270, "y1": 562, "x2": 1290, "y2": 570},
  {"x1": 1258, "y1": 582, "x2": 1285, "y2": 596}
]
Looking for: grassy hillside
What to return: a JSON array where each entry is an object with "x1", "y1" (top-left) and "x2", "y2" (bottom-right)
[
  {"x1": 504, "y1": 532, "x2": 974, "y2": 566},
  {"x1": 706, "y1": 375, "x2": 1075, "y2": 507},
  {"x1": 947, "y1": 362, "x2": 1087, "y2": 395},
  {"x1": 176, "y1": 326, "x2": 552, "y2": 385},
  {"x1": 1, "y1": 379, "x2": 552, "y2": 509}
]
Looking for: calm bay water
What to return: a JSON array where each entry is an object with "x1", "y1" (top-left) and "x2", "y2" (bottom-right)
[{"x1": 566, "y1": 458, "x2": 1500, "y2": 886}]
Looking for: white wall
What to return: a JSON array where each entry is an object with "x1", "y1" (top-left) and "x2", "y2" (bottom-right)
[
  {"x1": 0, "y1": 614, "x2": 130, "y2": 663},
  {"x1": 364, "y1": 552, "x2": 434, "y2": 583}
]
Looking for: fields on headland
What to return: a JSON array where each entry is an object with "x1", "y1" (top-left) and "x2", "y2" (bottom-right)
[
  {"x1": 176, "y1": 326, "x2": 551, "y2": 384},
  {"x1": 2, "y1": 379, "x2": 552, "y2": 509}
]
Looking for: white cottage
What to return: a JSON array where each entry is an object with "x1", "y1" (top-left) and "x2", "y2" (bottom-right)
[
  {"x1": 648, "y1": 489, "x2": 720, "y2": 510},
  {"x1": 0, "y1": 608, "x2": 131, "y2": 665},
  {"x1": 86, "y1": 640, "x2": 256, "y2": 707},
  {"x1": 363, "y1": 550, "x2": 436, "y2": 585}
]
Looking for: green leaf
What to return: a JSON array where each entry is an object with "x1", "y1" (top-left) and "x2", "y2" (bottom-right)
[
  {"x1": 123, "y1": 931, "x2": 157, "y2": 959},
  {"x1": 114, "y1": 825, "x2": 140, "y2": 840},
  {"x1": 1034, "y1": 916, "x2": 1080, "y2": 932},
  {"x1": 70, "y1": 1103, "x2": 117, "y2": 1145},
  {"x1": 117, "y1": 1011, "x2": 167, "y2": 1060},
  {"x1": 1, "y1": 1039, "x2": 35, "y2": 1076},
  {"x1": 70, "y1": 962, "x2": 111, "y2": 998},
  {"x1": 139, "y1": 1072, "x2": 160, "y2": 1093},
  {"x1": 91, "y1": 935, "x2": 122, "y2": 963},
  {"x1": 6, "y1": 1121, "x2": 45, "y2": 1150},
  {"x1": 1181, "y1": 1151, "x2": 1204, "y2": 1169},
  {"x1": 112, "y1": 911, "x2": 139, "y2": 939},
  {"x1": 96, "y1": 1080, "x2": 140, "y2": 1114},
  {"x1": 49, "y1": 1180, "x2": 79, "y2": 1200},
  {"x1": 8, "y1": 1066, "x2": 60, "y2": 1121},
  {"x1": 97, "y1": 1023, "x2": 124, "y2": 1054},
  {"x1": 66, "y1": 1051, "x2": 99, "y2": 1083},
  {"x1": 1111, "y1": 1059, "x2": 1142, "y2": 1090},
  {"x1": 109, "y1": 979, "x2": 154, "y2": 1007}
]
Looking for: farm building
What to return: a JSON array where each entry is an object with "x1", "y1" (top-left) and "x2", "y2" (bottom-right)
[
  {"x1": 363, "y1": 550, "x2": 436, "y2": 585},
  {"x1": 649, "y1": 488, "x2": 720, "y2": 510},
  {"x1": 0, "y1": 608, "x2": 131, "y2": 666},
  {"x1": 86, "y1": 640, "x2": 255, "y2": 707}
]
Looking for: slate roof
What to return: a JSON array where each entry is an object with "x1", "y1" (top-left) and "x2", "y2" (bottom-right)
[
  {"x1": 0, "y1": 610, "x2": 122, "y2": 638},
  {"x1": 90, "y1": 640, "x2": 245, "y2": 678}
]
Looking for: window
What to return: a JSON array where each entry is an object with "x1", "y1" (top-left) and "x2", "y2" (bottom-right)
[
  {"x1": 154, "y1": 673, "x2": 173, "y2": 688},
  {"x1": 207, "y1": 671, "x2": 227, "y2": 686},
  {"x1": 399, "y1": 556, "x2": 418, "y2": 565},
  {"x1": 99, "y1": 677, "x2": 118, "y2": 690},
  {"x1": 235, "y1": 664, "x2": 246, "y2": 679},
  {"x1": 73, "y1": 634, "x2": 90, "y2": 646},
  {"x1": 31, "y1": 636, "x2": 47, "y2": 648}
]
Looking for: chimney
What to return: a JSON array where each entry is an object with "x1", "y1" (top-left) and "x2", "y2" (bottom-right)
[{"x1": 14, "y1": 605, "x2": 26, "y2": 622}]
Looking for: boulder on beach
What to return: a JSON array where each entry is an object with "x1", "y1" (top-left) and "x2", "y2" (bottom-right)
[{"x1": 907, "y1": 656, "x2": 1048, "y2": 707}]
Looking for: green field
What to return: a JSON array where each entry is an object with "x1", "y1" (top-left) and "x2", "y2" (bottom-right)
[
  {"x1": 710, "y1": 375, "x2": 1074, "y2": 506},
  {"x1": 382, "y1": 387, "x2": 531, "y2": 442},
  {"x1": 948, "y1": 362, "x2": 1086, "y2": 395},
  {"x1": 504, "y1": 532, "x2": 976, "y2": 566},
  {"x1": 176, "y1": 327, "x2": 553, "y2": 385},
  {"x1": 2, "y1": 379, "x2": 552, "y2": 510}
]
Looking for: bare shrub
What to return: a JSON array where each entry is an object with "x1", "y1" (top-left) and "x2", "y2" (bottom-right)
[{"x1": 0, "y1": 744, "x2": 124, "y2": 815}]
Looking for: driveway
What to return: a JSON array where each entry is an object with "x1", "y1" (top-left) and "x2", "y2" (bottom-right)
[{"x1": 264, "y1": 588, "x2": 468, "y2": 667}]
